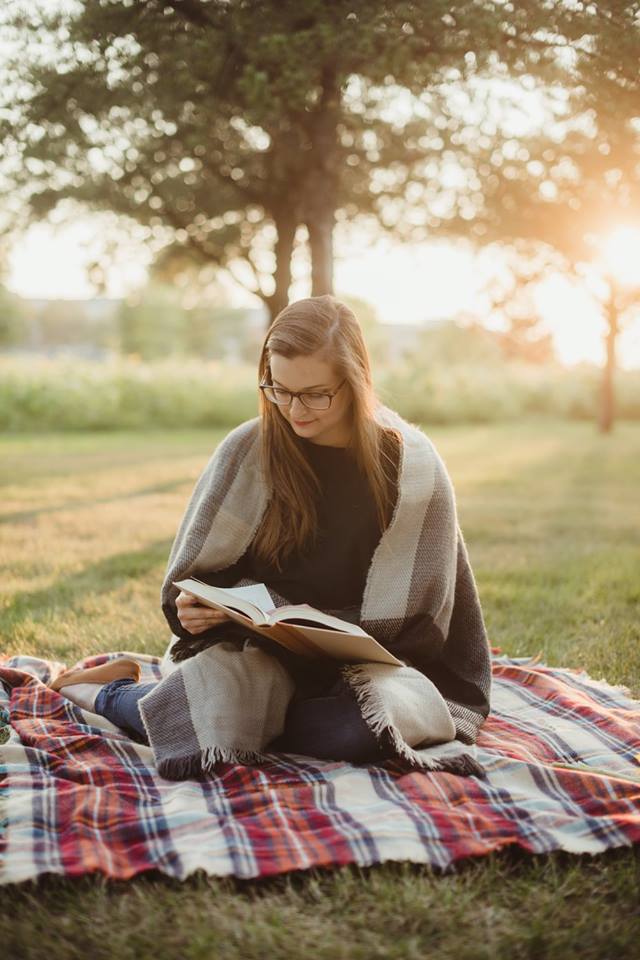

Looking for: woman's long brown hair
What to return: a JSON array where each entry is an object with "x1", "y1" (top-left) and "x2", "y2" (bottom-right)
[{"x1": 251, "y1": 295, "x2": 400, "y2": 572}]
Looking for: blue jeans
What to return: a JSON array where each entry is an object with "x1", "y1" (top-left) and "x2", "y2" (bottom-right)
[
  {"x1": 94, "y1": 679, "x2": 156, "y2": 744},
  {"x1": 93, "y1": 676, "x2": 388, "y2": 763}
]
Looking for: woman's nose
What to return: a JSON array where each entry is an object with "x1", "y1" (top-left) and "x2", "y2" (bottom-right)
[{"x1": 290, "y1": 395, "x2": 307, "y2": 416}]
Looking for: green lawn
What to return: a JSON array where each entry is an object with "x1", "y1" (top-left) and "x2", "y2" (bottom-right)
[{"x1": 1, "y1": 420, "x2": 639, "y2": 959}]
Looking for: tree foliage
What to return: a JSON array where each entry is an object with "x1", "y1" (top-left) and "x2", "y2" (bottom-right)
[{"x1": 1, "y1": 0, "x2": 573, "y2": 321}]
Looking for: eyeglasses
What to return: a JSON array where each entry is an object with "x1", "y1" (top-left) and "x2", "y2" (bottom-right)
[{"x1": 259, "y1": 378, "x2": 347, "y2": 411}]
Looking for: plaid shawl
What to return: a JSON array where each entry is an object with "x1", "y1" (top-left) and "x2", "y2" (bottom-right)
[
  {"x1": 1, "y1": 650, "x2": 639, "y2": 884},
  {"x1": 140, "y1": 404, "x2": 492, "y2": 779}
]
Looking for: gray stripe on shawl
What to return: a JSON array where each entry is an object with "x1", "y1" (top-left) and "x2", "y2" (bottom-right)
[
  {"x1": 138, "y1": 671, "x2": 203, "y2": 778},
  {"x1": 445, "y1": 701, "x2": 485, "y2": 743},
  {"x1": 441, "y1": 535, "x2": 492, "y2": 736},
  {"x1": 166, "y1": 418, "x2": 260, "y2": 575},
  {"x1": 406, "y1": 459, "x2": 457, "y2": 635},
  {"x1": 194, "y1": 440, "x2": 267, "y2": 574},
  {"x1": 360, "y1": 615, "x2": 415, "y2": 643},
  {"x1": 360, "y1": 441, "x2": 456, "y2": 646},
  {"x1": 161, "y1": 418, "x2": 262, "y2": 616},
  {"x1": 359, "y1": 413, "x2": 437, "y2": 624}
]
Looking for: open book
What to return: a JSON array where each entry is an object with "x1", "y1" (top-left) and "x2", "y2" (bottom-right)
[{"x1": 173, "y1": 577, "x2": 404, "y2": 667}]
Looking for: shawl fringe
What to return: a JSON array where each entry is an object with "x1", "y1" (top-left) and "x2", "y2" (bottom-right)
[
  {"x1": 341, "y1": 664, "x2": 485, "y2": 778},
  {"x1": 157, "y1": 745, "x2": 270, "y2": 781}
]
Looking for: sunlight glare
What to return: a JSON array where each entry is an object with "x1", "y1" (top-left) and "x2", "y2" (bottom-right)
[
  {"x1": 534, "y1": 274, "x2": 605, "y2": 366},
  {"x1": 600, "y1": 226, "x2": 640, "y2": 287},
  {"x1": 8, "y1": 218, "x2": 150, "y2": 299}
]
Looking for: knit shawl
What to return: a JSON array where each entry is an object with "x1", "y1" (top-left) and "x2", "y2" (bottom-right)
[{"x1": 138, "y1": 404, "x2": 491, "y2": 779}]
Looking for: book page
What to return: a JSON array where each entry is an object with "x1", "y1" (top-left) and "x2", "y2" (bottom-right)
[
  {"x1": 288, "y1": 624, "x2": 404, "y2": 666},
  {"x1": 206, "y1": 580, "x2": 275, "y2": 612},
  {"x1": 268, "y1": 604, "x2": 370, "y2": 637}
]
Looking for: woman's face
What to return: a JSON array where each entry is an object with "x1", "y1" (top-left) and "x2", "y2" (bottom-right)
[{"x1": 267, "y1": 351, "x2": 352, "y2": 447}]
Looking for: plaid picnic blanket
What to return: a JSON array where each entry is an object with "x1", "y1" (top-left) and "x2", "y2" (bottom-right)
[{"x1": 1, "y1": 649, "x2": 639, "y2": 884}]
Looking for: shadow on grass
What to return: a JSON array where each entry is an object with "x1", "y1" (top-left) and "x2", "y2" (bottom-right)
[
  {"x1": 4, "y1": 539, "x2": 173, "y2": 628},
  {"x1": 0, "y1": 478, "x2": 195, "y2": 525}
]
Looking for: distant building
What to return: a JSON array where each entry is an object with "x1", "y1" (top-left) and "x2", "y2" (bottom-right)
[
  {"x1": 378, "y1": 319, "x2": 450, "y2": 362},
  {"x1": 24, "y1": 297, "x2": 121, "y2": 323},
  {"x1": 11, "y1": 298, "x2": 445, "y2": 364},
  {"x1": 378, "y1": 322, "x2": 419, "y2": 362}
]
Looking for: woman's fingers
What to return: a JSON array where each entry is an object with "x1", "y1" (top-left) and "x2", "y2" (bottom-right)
[
  {"x1": 181, "y1": 618, "x2": 223, "y2": 634},
  {"x1": 175, "y1": 590, "x2": 233, "y2": 633},
  {"x1": 185, "y1": 621, "x2": 215, "y2": 635},
  {"x1": 183, "y1": 608, "x2": 229, "y2": 623},
  {"x1": 185, "y1": 613, "x2": 230, "y2": 635},
  {"x1": 185, "y1": 617, "x2": 227, "y2": 627},
  {"x1": 176, "y1": 590, "x2": 203, "y2": 609},
  {"x1": 179, "y1": 609, "x2": 226, "y2": 627}
]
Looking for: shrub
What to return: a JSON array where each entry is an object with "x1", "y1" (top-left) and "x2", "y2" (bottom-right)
[
  {"x1": 1, "y1": 354, "x2": 638, "y2": 431},
  {"x1": 0, "y1": 356, "x2": 258, "y2": 431}
]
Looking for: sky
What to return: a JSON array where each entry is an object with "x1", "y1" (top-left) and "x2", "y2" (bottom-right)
[{"x1": 7, "y1": 216, "x2": 640, "y2": 369}]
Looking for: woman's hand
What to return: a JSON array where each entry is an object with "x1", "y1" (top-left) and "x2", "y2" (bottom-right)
[{"x1": 175, "y1": 590, "x2": 233, "y2": 635}]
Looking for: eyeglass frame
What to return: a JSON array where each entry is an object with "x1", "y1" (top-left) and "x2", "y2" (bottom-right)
[{"x1": 258, "y1": 378, "x2": 347, "y2": 410}]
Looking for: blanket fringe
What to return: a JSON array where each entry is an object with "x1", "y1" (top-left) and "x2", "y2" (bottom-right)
[{"x1": 341, "y1": 664, "x2": 485, "y2": 779}]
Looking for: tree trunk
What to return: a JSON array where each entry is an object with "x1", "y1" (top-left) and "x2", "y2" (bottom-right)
[
  {"x1": 305, "y1": 65, "x2": 339, "y2": 299},
  {"x1": 264, "y1": 210, "x2": 298, "y2": 327},
  {"x1": 599, "y1": 279, "x2": 619, "y2": 434},
  {"x1": 307, "y1": 210, "x2": 335, "y2": 296}
]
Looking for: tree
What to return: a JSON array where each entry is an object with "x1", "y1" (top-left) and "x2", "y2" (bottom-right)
[
  {"x1": 118, "y1": 282, "x2": 190, "y2": 359},
  {"x1": 339, "y1": 293, "x2": 389, "y2": 366},
  {"x1": 481, "y1": 245, "x2": 557, "y2": 365},
  {"x1": 424, "y1": 1, "x2": 640, "y2": 430},
  {"x1": 0, "y1": 241, "x2": 28, "y2": 347},
  {"x1": 597, "y1": 271, "x2": 640, "y2": 432},
  {"x1": 1, "y1": 0, "x2": 575, "y2": 324},
  {"x1": 0, "y1": 284, "x2": 27, "y2": 348}
]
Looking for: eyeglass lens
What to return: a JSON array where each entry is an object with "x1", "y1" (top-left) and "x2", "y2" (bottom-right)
[{"x1": 263, "y1": 386, "x2": 331, "y2": 410}]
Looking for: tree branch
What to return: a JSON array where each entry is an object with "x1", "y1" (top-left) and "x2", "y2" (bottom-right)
[
  {"x1": 155, "y1": 190, "x2": 265, "y2": 300},
  {"x1": 155, "y1": 0, "x2": 214, "y2": 29}
]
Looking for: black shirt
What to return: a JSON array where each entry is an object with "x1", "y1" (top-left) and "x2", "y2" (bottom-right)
[
  {"x1": 260, "y1": 436, "x2": 397, "y2": 608},
  {"x1": 208, "y1": 433, "x2": 400, "y2": 613}
]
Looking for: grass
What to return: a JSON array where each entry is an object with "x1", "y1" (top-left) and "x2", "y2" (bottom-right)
[{"x1": 1, "y1": 419, "x2": 639, "y2": 959}]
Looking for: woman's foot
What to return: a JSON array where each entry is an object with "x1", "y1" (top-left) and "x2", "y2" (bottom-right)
[{"x1": 50, "y1": 657, "x2": 141, "y2": 692}]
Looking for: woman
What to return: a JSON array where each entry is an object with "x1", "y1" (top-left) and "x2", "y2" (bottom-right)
[{"x1": 51, "y1": 295, "x2": 491, "y2": 776}]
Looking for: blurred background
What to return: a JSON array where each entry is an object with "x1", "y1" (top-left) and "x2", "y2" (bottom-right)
[{"x1": 0, "y1": 0, "x2": 639, "y2": 433}]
